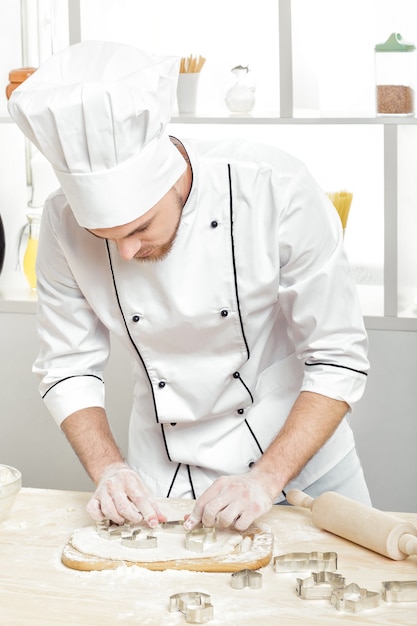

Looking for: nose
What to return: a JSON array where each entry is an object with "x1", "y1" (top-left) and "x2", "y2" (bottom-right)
[{"x1": 116, "y1": 238, "x2": 142, "y2": 261}]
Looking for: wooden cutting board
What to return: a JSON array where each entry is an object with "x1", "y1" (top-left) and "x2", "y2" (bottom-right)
[{"x1": 62, "y1": 522, "x2": 273, "y2": 572}]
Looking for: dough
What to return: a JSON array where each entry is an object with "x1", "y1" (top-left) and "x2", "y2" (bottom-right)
[{"x1": 70, "y1": 524, "x2": 242, "y2": 564}]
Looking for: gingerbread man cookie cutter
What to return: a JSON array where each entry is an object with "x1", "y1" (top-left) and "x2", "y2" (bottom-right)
[{"x1": 169, "y1": 591, "x2": 213, "y2": 623}]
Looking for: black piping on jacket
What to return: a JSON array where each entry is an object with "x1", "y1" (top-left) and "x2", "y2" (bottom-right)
[{"x1": 104, "y1": 164, "x2": 262, "y2": 496}]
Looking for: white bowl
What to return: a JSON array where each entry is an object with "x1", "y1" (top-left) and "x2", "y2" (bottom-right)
[{"x1": 0, "y1": 465, "x2": 22, "y2": 522}]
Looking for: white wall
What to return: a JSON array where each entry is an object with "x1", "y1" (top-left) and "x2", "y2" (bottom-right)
[
  {"x1": 350, "y1": 329, "x2": 417, "y2": 512},
  {"x1": 0, "y1": 311, "x2": 131, "y2": 492}
]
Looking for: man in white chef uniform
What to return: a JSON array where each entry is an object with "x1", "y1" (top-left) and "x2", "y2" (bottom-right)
[{"x1": 9, "y1": 41, "x2": 371, "y2": 531}]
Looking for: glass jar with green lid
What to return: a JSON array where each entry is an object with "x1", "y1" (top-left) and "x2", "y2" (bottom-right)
[{"x1": 375, "y1": 33, "x2": 415, "y2": 116}]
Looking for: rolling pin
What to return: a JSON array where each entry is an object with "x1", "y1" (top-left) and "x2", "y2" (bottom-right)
[{"x1": 286, "y1": 489, "x2": 417, "y2": 561}]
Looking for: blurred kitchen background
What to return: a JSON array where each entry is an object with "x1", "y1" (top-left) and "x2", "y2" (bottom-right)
[{"x1": 0, "y1": 0, "x2": 416, "y2": 512}]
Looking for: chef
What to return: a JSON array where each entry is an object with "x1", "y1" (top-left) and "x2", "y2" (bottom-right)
[{"x1": 9, "y1": 41, "x2": 371, "y2": 532}]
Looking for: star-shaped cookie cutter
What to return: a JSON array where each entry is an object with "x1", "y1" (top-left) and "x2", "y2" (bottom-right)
[
  {"x1": 96, "y1": 521, "x2": 157, "y2": 548},
  {"x1": 296, "y1": 571, "x2": 345, "y2": 599},
  {"x1": 273, "y1": 551, "x2": 338, "y2": 573},
  {"x1": 231, "y1": 568, "x2": 263, "y2": 589},
  {"x1": 382, "y1": 580, "x2": 417, "y2": 602},
  {"x1": 330, "y1": 582, "x2": 380, "y2": 613},
  {"x1": 169, "y1": 591, "x2": 213, "y2": 623}
]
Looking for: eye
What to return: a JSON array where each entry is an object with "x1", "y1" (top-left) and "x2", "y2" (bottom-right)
[{"x1": 134, "y1": 222, "x2": 152, "y2": 235}]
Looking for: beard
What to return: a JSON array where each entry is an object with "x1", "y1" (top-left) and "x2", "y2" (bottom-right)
[{"x1": 135, "y1": 190, "x2": 183, "y2": 263}]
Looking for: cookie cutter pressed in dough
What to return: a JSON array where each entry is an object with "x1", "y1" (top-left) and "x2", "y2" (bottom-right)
[
  {"x1": 120, "y1": 529, "x2": 157, "y2": 549},
  {"x1": 159, "y1": 520, "x2": 187, "y2": 533},
  {"x1": 231, "y1": 568, "x2": 262, "y2": 589},
  {"x1": 295, "y1": 571, "x2": 345, "y2": 599},
  {"x1": 169, "y1": 592, "x2": 213, "y2": 623},
  {"x1": 96, "y1": 521, "x2": 157, "y2": 548},
  {"x1": 273, "y1": 551, "x2": 338, "y2": 573},
  {"x1": 382, "y1": 580, "x2": 417, "y2": 602},
  {"x1": 96, "y1": 520, "x2": 137, "y2": 540},
  {"x1": 330, "y1": 582, "x2": 380, "y2": 613},
  {"x1": 185, "y1": 527, "x2": 217, "y2": 552}
]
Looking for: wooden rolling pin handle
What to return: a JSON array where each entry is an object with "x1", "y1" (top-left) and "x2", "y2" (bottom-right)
[
  {"x1": 286, "y1": 489, "x2": 314, "y2": 510},
  {"x1": 285, "y1": 489, "x2": 417, "y2": 561},
  {"x1": 399, "y1": 533, "x2": 417, "y2": 557}
]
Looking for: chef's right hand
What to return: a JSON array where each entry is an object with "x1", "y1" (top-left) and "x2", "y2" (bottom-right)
[{"x1": 86, "y1": 462, "x2": 166, "y2": 527}]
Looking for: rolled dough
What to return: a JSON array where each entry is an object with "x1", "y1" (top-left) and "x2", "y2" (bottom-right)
[{"x1": 70, "y1": 524, "x2": 243, "y2": 564}]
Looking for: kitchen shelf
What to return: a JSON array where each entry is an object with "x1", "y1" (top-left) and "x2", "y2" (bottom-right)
[
  {"x1": 0, "y1": 288, "x2": 37, "y2": 313},
  {"x1": 171, "y1": 114, "x2": 417, "y2": 125},
  {"x1": 1, "y1": 0, "x2": 416, "y2": 331},
  {"x1": 5, "y1": 112, "x2": 417, "y2": 126}
]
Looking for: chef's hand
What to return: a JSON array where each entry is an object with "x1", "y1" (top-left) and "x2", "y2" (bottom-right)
[
  {"x1": 183, "y1": 471, "x2": 274, "y2": 532},
  {"x1": 86, "y1": 462, "x2": 167, "y2": 527}
]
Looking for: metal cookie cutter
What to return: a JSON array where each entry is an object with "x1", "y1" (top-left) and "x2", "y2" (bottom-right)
[
  {"x1": 159, "y1": 520, "x2": 187, "y2": 533},
  {"x1": 169, "y1": 592, "x2": 213, "y2": 624},
  {"x1": 120, "y1": 528, "x2": 157, "y2": 549},
  {"x1": 296, "y1": 571, "x2": 345, "y2": 599},
  {"x1": 96, "y1": 520, "x2": 136, "y2": 540},
  {"x1": 382, "y1": 580, "x2": 417, "y2": 602},
  {"x1": 231, "y1": 568, "x2": 262, "y2": 589},
  {"x1": 330, "y1": 582, "x2": 380, "y2": 613},
  {"x1": 185, "y1": 527, "x2": 217, "y2": 552},
  {"x1": 273, "y1": 551, "x2": 338, "y2": 573}
]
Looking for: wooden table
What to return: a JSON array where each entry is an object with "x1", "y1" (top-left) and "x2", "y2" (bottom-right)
[{"x1": 1, "y1": 488, "x2": 416, "y2": 625}]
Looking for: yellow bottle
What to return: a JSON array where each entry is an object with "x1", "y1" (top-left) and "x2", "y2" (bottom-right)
[{"x1": 23, "y1": 212, "x2": 41, "y2": 290}]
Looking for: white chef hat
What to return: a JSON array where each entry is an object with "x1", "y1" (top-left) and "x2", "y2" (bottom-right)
[{"x1": 8, "y1": 40, "x2": 186, "y2": 229}]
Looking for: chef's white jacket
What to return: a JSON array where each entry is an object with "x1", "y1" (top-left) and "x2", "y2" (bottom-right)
[{"x1": 34, "y1": 138, "x2": 369, "y2": 501}]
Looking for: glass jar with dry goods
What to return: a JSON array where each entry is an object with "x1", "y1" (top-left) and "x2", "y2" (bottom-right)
[
  {"x1": 375, "y1": 33, "x2": 415, "y2": 116},
  {"x1": 5, "y1": 67, "x2": 37, "y2": 99}
]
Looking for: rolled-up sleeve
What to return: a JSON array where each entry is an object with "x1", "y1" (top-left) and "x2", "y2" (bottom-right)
[
  {"x1": 277, "y1": 166, "x2": 369, "y2": 408},
  {"x1": 33, "y1": 195, "x2": 109, "y2": 425}
]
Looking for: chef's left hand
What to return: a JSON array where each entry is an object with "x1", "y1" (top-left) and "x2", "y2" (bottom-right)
[{"x1": 183, "y1": 471, "x2": 274, "y2": 532}]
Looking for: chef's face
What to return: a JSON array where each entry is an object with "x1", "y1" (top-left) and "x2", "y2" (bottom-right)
[{"x1": 88, "y1": 187, "x2": 183, "y2": 262}]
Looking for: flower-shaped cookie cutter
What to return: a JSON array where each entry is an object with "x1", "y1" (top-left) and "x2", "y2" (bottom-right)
[
  {"x1": 169, "y1": 591, "x2": 213, "y2": 623},
  {"x1": 296, "y1": 571, "x2": 345, "y2": 599},
  {"x1": 231, "y1": 568, "x2": 262, "y2": 589},
  {"x1": 273, "y1": 551, "x2": 338, "y2": 573},
  {"x1": 330, "y1": 582, "x2": 380, "y2": 613},
  {"x1": 382, "y1": 580, "x2": 417, "y2": 602}
]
